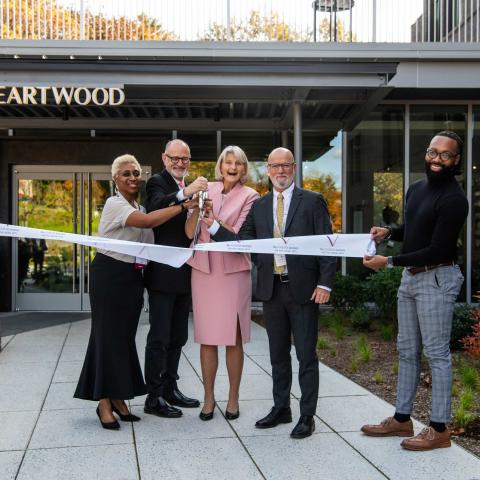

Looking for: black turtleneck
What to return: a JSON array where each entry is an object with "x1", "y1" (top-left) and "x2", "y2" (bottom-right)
[{"x1": 391, "y1": 176, "x2": 468, "y2": 267}]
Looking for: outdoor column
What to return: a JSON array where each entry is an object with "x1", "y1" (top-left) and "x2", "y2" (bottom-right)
[
  {"x1": 293, "y1": 102, "x2": 303, "y2": 187},
  {"x1": 281, "y1": 130, "x2": 288, "y2": 148}
]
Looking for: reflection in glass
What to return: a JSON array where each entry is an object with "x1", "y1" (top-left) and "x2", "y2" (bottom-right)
[
  {"x1": 472, "y1": 107, "x2": 480, "y2": 301},
  {"x1": 17, "y1": 179, "x2": 77, "y2": 293},
  {"x1": 303, "y1": 131, "x2": 342, "y2": 232},
  {"x1": 346, "y1": 106, "x2": 405, "y2": 275}
]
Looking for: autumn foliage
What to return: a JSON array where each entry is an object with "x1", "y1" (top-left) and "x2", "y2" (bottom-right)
[{"x1": 461, "y1": 309, "x2": 480, "y2": 360}]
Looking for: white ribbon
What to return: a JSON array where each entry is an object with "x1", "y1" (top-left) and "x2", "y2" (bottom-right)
[{"x1": 0, "y1": 223, "x2": 376, "y2": 267}]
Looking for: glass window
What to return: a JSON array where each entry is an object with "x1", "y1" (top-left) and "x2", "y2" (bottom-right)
[
  {"x1": 472, "y1": 107, "x2": 480, "y2": 301},
  {"x1": 303, "y1": 131, "x2": 342, "y2": 232},
  {"x1": 346, "y1": 105, "x2": 405, "y2": 276},
  {"x1": 409, "y1": 105, "x2": 468, "y2": 300}
]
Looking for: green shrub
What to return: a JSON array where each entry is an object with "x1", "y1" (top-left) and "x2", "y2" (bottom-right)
[
  {"x1": 451, "y1": 304, "x2": 476, "y2": 350},
  {"x1": 453, "y1": 405, "x2": 475, "y2": 429},
  {"x1": 459, "y1": 365, "x2": 480, "y2": 391},
  {"x1": 380, "y1": 324, "x2": 396, "y2": 341},
  {"x1": 330, "y1": 272, "x2": 367, "y2": 311},
  {"x1": 330, "y1": 320, "x2": 347, "y2": 340},
  {"x1": 391, "y1": 362, "x2": 399, "y2": 375},
  {"x1": 350, "y1": 358, "x2": 359, "y2": 373},
  {"x1": 350, "y1": 306, "x2": 371, "y2": 331},
  {"x1": 373, "y1": 371, "x2": 384, "y2": 383},
  {"x1": 459, "y1": 388, "x2": 475, "y2": 411},
  {"x1": 365, "y1": 267, "x2": 403, "y2": 322},
  {"x1": 317, "y1": 337, "x2": 330, "y2": 350},
  {"x1": 320, "y1": 310, "x2": 344, "y2": 329},
  {"x1": 357, "y1": 335, "x2": 372, "y2": 363}
]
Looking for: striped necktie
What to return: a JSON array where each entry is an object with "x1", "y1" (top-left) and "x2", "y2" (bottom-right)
[{"x1": 274, "y1": 192, "x2": 285, "y2": 274}]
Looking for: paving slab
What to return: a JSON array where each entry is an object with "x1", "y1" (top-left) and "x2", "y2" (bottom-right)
[
  {"x1": 213, "y1": 373, "x2": 273, "y2": 401},
  {"x1": 52, "y1": 361, "x2": 83, "y2": 383},
  {"x1": 132, "y1": 405, "x2": 234, "y2": 443},
  {"x1": 0, "y1": 362, "x2": 56, "y2": 386},
  {"x1": 0, "y1": 451, "x2": 24, "y2": 480},
  {"x1": 242, "y1": 432, "x2": 386, "y2": 480},
  {"x1": 18, "y1": 444, "x2": 139, "y2": 480},
  {"x1": 340, "y1": 431, "x2": 480, "y2": 480},
  {"x1": 316, "y1": 395, "x2": 423, "y2": 432},
  {"x1": 42, "y1": 382, "x2": 89, "y2": 410},
  {"x1": 0, "y1": 411, "x2": 38, "y2": 451},
  {"x1": 291, "y1": 369, "x2": 371, "y2": 398},
  {"x1": 0, "y1": 344, "x2": 63, "y2": 364},
  {"x1": 29, "y1": 408, "x2": 134, "y2": 449},
  {"x1": 137, "y1": 437, "x2": 263, "y2": 480},
  {"x1": 58, "y1": 344, "x2": 89, "y2": 362},
  {"x1": 0, "y1": 383, "x2": 49, "y2": 412},
  {"x1": 217, "y1": 399, "x2": 332, "y2": 437}
]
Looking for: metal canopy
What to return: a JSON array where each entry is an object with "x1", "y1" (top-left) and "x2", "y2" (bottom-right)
[{"x1": 0, "y1": 43, "x2": 398, "y2": 132}]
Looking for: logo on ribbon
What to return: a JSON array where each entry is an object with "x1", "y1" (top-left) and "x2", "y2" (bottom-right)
[{"x1": 326, "y1": 235, "x2": 339, "y2": 247}]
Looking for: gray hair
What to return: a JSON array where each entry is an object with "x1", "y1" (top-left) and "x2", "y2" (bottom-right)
[
  {"x1": 111, "y1": 154, "x2": 142, "y2": 180},
  {"x1": 214, "y1": 145, "x2": 249, "y2": 185}
]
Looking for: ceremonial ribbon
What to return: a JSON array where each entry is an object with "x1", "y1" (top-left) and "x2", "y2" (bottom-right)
[{"x1": 0, "y1": 223, "x2": 376, "y2": 268}]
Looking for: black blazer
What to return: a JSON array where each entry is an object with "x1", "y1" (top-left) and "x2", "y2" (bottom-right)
[
  {"x1": 213, "y1": 187, "x2": 336, "y2": 304},
  {"x1": 144, "y1": 169, "x2": 191, "y2": 294}
]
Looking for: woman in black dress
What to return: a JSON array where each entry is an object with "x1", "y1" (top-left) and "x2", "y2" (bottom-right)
[{"x1": 74, "y1": 154, "x2": 194, "y2": 429}]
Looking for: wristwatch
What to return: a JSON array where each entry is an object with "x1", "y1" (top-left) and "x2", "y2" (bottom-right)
[{"x1": 386, "y1": 256, "x2": 394, "y2": 268}]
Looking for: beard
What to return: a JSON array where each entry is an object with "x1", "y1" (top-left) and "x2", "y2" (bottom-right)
[{"x1": 424, "y1": 161, "x2": 457, "y2": 182}]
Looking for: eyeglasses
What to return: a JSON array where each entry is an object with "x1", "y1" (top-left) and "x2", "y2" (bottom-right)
[
  {"x1": 166, "y1": 154, "x2": 191, "y2": 164},
  {"x1": 267, "y1": 162, "x2": 295, "y2": 171},
  {"x1": 120, "y1": 170, "x2": 141, "y2": 178},
  {"x1": 426, "y1": 148, "x2": 457, "y2": 162}
]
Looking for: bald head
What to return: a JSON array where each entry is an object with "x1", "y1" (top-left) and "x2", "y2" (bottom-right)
[
  {"x1": 266, "y1": 147, "x2": 296, "y2": 192},
  {"x1": 268, "y1": 147, "x2": 294, "y2": 164},
  {"x1": 162, "y1": 138, "x2": 191, "y2": 181}
]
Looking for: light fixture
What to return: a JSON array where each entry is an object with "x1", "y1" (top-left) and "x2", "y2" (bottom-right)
[
  {"x1": 42, "y1": 55, "x2": 48, "y2": 60},
  {"x1": 8, "y1": 129, "x2": 14, "y2": 137},
  {"x1": 13, "y1": 54, "x2": 20, "y2": 59},
  {"x1": 70, "y1": 55, "x2": 75, "y2": 60},
  {"x1": 97, "y1": 55, "x2": 103, "y2": 60},
  {"x1": 90, "y1": 129, "x2": 96, "y2": 137}
]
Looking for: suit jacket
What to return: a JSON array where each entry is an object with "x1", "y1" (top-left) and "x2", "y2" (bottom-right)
[
  {"x1": 213, "y1": 186, "x2": 337, "y2": 304},
  {"x1": 144, "y1": 169, "x2": 191, "y2": 294},
  {"x1": 188, "y1": 181, "x2": 259, "y2": 274}
]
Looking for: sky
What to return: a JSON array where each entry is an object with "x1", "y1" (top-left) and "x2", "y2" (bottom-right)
[{"x1": 60, "y1": 0, "x2": 424, "y2": 42}]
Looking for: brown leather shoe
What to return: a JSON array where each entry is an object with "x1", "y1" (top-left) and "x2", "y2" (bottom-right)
[
  {"x1": 401, "y1": 427, "x2": 451, "y2": 451},
  {"x1": 361, "y1": 417, "x2": 414, "y2": 437}
]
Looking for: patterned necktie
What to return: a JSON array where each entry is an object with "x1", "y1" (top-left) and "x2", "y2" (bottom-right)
[
  {"x1": 178, "y1": 180, "x2": 185, "y2": 189},
  {"x1": 274, "y1": 192, "x2": 285, "y2": 274}
]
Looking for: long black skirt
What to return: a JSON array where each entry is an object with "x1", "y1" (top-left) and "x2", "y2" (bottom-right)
[{"x1": 74, "y1": 253, "x2": 147, "y2": 401}]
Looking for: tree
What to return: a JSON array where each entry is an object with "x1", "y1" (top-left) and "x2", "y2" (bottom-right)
[
  {"x1": 1, "y1": 0, "x2": 176, "y2": 40},
  {"x1": 202, "y1": 10, "x2": 309, "y2": 42}
]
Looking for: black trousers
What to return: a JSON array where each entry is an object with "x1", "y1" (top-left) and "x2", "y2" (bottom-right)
[
  {"x1": 263, "y1": 277, "x2": 319, "y2": 416},
  {"x1": 145, "y1": 290, "x2": 190, "y2": 398}
]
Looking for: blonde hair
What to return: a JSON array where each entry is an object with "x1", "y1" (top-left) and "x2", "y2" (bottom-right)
[
  {"x1": 214, "y1": 145, "x2": 249, "y2": 185},
  {"x1": 111, "y1": 154, "x2": 142, "y2": 180}
]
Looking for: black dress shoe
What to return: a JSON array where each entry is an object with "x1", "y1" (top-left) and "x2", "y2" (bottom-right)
[
  {"x1": 164, "y1": 388, "x2": 200, "y2": 408},
  {"x1": 199, "y1": 409, "x2": 214, "y2": 421},
  {"x1": 225, "y1": 410, "x2": 240, "y2": 420},
  {"x1": 255, "y1": 407, "x2": 292, "y2": 429},
  {"x1": 96, "y1": 406, "x2": 120, "y2": 430},
  {"x1": 111, "y1": 404, "x2": 141, "y2": 422},
  {"x1": 290, "y1": 415, "x2": 315, "y2": 439},
  {"x1": 144, "y1": 396, "x2": 183, "y2": 418}
]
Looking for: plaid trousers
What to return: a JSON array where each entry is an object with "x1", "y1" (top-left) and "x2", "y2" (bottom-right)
[{"x1": 395, "y1": 265, "x2": 464, "y2": 423}]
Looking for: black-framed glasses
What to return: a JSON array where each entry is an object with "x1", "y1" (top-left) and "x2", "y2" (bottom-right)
[
  {"x1": 166, "y1": 154, "x2": 191, "y2": 164},
  {"x1": 267, "y1": 162, "x2": 295, "y2": 171},
  {"x1": 120, "y1": 170, "x2": 141, "y2": 178},
  {"x1": 426, "y1": 148, "x2": 457, "y2": 162}
]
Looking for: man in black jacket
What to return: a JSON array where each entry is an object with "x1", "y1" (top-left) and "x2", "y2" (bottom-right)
[
  {"x1": 144, "y1": 139, "x2": 207, "y2": 418},
  {"x1": 207, "y1": 147, "x2": 336, "y2": 438},
  {"x1": 361, "y1": 131, "x2": 468, "y2": 451}
]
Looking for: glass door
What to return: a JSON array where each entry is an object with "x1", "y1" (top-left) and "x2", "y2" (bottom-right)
[{"x1": 12, "y1": 165, "x2": 151, "y2": 311}]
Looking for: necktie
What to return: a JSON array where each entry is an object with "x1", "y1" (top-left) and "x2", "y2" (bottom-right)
[
  {"x1": 274, "y1": 192, "x2": 285, "y2": 274},
  {"x1": 178, "y1": 180, "x2": 185, "y2": 189}
]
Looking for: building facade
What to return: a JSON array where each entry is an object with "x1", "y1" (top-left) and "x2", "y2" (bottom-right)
[{"x1": 0, "y1": 1, "x2": 479, "y2": 311}]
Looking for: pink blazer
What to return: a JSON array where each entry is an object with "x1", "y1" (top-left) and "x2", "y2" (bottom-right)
[{"x1": 188, "y1": 181, "x2": 259, "y2": 274}]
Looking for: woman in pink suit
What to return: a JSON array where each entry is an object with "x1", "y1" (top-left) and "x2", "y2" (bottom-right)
[{"x1": 186, "y1": 146, "x2": 259, "y2": 421}]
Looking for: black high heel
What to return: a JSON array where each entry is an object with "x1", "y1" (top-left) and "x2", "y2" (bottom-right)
[
  {"x1": 225, "y1": 410, "x2": 240, "y2": 420},
  {"x1": 199, "y1": 410, "x2": 214, "y2": 421},
  {"x1": 111, "y1": 403, "x2": 141, "y2": 422},
  {"x1": 96, "y1": 406, "x2": 120, "y2": 430}
]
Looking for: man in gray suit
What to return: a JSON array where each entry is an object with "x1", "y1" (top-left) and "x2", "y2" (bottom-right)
[{"x1": 205, "y1": 147, "x2": 336, "y2": 439}]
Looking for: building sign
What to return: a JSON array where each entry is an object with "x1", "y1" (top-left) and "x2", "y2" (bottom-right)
[{"x1": 0, "y1": 86, "x2": 125, "y2": 106}]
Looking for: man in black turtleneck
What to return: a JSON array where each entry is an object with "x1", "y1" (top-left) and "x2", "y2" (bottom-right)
[{"x1": 360, "y1": 131, "x2": 468, "y2": 451}]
